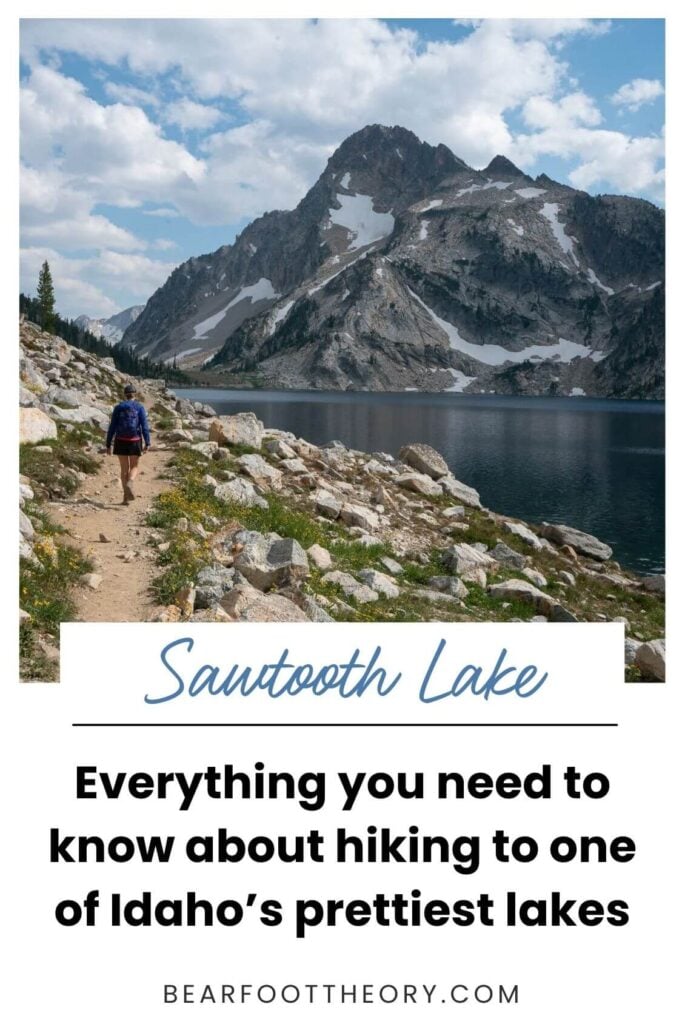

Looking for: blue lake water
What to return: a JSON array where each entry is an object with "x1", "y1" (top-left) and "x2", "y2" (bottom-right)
[{"x1": 176, "y1": 389, "x2": 665, "y2": 574}]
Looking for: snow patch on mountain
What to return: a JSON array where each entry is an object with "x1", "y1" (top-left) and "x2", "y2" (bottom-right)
[
  {"x1": 422, "y1": 199, "x2": 443, "y2": 212},
  {"x1": 446, "y1": 368, "x2": 477, "y2": 392},
  {"x1": 164, "y1": 347, "x2": 202, "y2": 364},
  {"x1": 516, "y1": 187, "x2": 546, "y2": 199},
  {"x1": 308, "y1": 248, "x2": 375, "y2": 295},
  {"x1": 193, "y1": 279, "x2": 279, "y2": 339},
  {"x1": 75, "y1": 305, "x2": 144, "y2": 345},
  {"x1": 268, "y1": 300, "x2": 296, "y2": 336},
  {"x1": 419, "y1": 221, "x2": 429, "y2": 241},
  {"x1": 455, "y1": 179, "x2": 511, "y2": 198},
  {"x1": 540, "y1": 203, "x2": 580, "y2": 267},
  {"x1": 339, "y1": 172, "x2": 351, "y2": 189},
  {"x1": 586, "y1": 267, "x2": 614, "y2": 295},
  {"x1": 408, "y1": 288, "x2": 602, "y2": 366},
  {"x1": 328, "y1": 194, "x2": 395, "y2": 250},
  {"x1": 507, "y1": 219, "x2": 524, "y2": 237}
]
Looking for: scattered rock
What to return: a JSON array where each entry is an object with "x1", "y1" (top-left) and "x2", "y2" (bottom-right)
[
  {"x1": 438, "y1": 475, "x2": 482, "y2": 508},
  {"x1": 502, "y1": 520, "x2": 543, "y2": 550},
  {"x1": 192, "y1": 441, "x2": 220, "y2": 456},
  {"x1": 98, "y1": 533, "x2": 110, "y2": 543},
  {"x1": 418, "y1": 589, "x2": 461, "y2": 605},
  {"x1": 234, "y1": 533, "x2": 309, "y2": 591},
  {"x1": 322, "y1": 570, "x2": 378, "y2": 604},
  {"x1": 442, "y1": 505, "x2": 465, "y2": 519},
  {"x1": 340, "y1": 502, "x2": 380, "y2": 532},
  {"x1": 80, "y1": 573, "x2": 102, "y2": 590},
  {"x1": 293, "y1": 594, "x2": 335, "y2": 623},
  {"x1": 164, "y1": 428, "x2": 194, "y2": 443},
  {"x1": 442, "y1": 543, "x2": 495, "y2": 582},
  {"x1": 190, "y1": 606, "x2": 231, "y2": 622},
  {"x1": 237, "y1": 453, "x2": 283, "y2": 490},
  {"x1": 208, "y1": 412, "x2": 264, "y2": 449},
  {"x1": 19, "y1": 407, "x2": 57, "y2": 444},
  {"x1": 221, "y1": 585, "x2": 310, "y2": 622},
  {"x1": 624, "y1": 638, "x2": 642, "y2": 666},
  {"x1": 194, "y1": 566, "x2": 236, "y2": 609},
  {"x1": 490, "y1": 541, "x2": 526, "y2": 569},
  {"x1": 521, "y1": 567, "x2": 548, "y2": 588},
  {"x1": 49, "y1": 404, "x2": 109, "y2": 431},
  {"x1": 149, "y1": 605, "x2": 183, "y2": 622},
  {"x1": 357, "y1": 569, "x2": 400, "y2": 598},
  {"x1": 313, "y1": 488, "x2": 342, "y2": 519},
  {"x1": 380, "y1": 556, "x2": 403, "y2": 575},
  {"x1": 539, "y1": 522, "x2": 613, "y2": 561},
  {"x1": 427, "y1": 576, "x2": 469, "y2": 599},
  {"x1": 399, "y1": 442, "x2": 449, "y2": 479},
  {"x1": 214, "y1": 478, "x2": 269, "y2": 509},
  {"x1": 396, "y1": 472, "x2": 443, "y2": 497},
  {"x1": 280, "y1": 457, "x2": 308, "y2": 474},
  {"x1": 558, "y1": 570, "x2": 576, "y2": 586},
  {"x1": 641, "y1": 574, "x2": 665, "y2": 595},
  {"x1": 307, "y1": 543, "x2": 333, "y2": 570},
  {"x1": 549, "y1": 605, "x2": 579, "y2": 623},
  {"x1": 487, "y1": 579, "x2": 557, "y2": 616},
  {"x1": 19, "y1": 510, "x2": 34, "y2": 540},
  {"x1": 635, "y1": 639, "x2": 665, "y2": 681},
  {"x1": 264, "y1": 438, "x2": 297, "y2": 459}
]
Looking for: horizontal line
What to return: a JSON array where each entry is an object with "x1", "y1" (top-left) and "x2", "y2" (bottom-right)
[{"x1": 72, "y1": 722, "x2": 618, "y2": 729}]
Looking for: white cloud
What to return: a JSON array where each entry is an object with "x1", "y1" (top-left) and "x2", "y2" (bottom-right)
[
  {"x1": 20, "y1": 247, "x2": 119, "y2": 318},
  {"x1": 512, "y1": 95, "x2": 664, "y2": 201},
  {"x1": 611, "y1": 78, "x2": 664, "y2": 112},
  {"x1": 567, "y1": 133, "x2": 665, "y2": 196},
  {"x1": 20, "y1": 246, "x2": 178, "y2": 319},
  {"x1": 21, "y1": 214, "x2": 145, "y2": 251},
  {"x1": 94, "y1": 250, "x2": 178, "y2": 291},
  {"x1": 163, "y1": 98, "x2": 223, "y2": 131},
  {"x1": 142, "y1": 206, "x2": 180, "y2": 217},
  {"x1": 522, "y1": 91, "x2": 602, "y2": 131},
  {"x1": 104, "y1": 81, "x2": 159, "y2": 107},
  {"x1": 21, "y1": 66, "x2": 204, "y2": 197}
]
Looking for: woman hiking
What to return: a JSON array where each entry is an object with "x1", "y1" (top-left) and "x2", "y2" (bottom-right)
[{"x1": 106, "y1": 383, "x2": 151, "y2": 504}]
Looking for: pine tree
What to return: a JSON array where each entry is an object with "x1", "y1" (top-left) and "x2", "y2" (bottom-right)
[{"x1": 37, "y1": 261, "x2": 56, "y2": 333}]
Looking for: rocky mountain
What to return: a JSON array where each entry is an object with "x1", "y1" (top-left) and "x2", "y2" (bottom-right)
[
  {"x1": 75, "y1": 304, "x2": 144, "y2": 345},
  {"x1": 123, "y1": 125, "x2": 664, "y2": 397}
]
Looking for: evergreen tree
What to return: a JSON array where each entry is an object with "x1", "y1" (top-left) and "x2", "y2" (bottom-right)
[{"x1": 37, "y1": 261, "x2": 56, "y2": 333}]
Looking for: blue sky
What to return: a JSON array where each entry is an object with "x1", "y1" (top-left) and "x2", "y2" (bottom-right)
[{"x1": 19, "y1": 18, "x2": 665, "y2": 319}]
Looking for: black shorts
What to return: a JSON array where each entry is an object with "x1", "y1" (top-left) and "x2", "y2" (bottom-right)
[{"x1": 113, "y1": 439, "x2": 143, "y2": 456}]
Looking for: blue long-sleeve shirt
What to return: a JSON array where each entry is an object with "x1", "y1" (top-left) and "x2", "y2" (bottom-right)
[{"x1": 106, "y1": 400, "x2": 151, "y2": 447}]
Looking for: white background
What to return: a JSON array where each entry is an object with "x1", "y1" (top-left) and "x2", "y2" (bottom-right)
[{"x1": 5, "y1": 621, "x2": 680, "y2": 1021}]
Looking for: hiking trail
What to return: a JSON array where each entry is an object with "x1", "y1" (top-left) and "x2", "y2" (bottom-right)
[{"x1": 50, "y1": 448, "x2": 174, "y2": 622}]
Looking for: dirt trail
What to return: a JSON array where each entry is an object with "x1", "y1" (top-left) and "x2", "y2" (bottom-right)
[{"x1": 50, "y1": 448, "x2": 174, "y2": 622}]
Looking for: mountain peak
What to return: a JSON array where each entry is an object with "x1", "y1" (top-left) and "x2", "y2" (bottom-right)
[
  {"x1": 327, "y1": 123, "x2": 468, "y2": 175},
  {"x1": 483, "y1": 155, "x2": 525, "y2": 177}
]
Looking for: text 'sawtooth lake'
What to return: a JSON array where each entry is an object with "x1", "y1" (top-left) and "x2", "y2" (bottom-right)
[{"x1": 176, "y1": 389, "x2": 665, "y2": 575}]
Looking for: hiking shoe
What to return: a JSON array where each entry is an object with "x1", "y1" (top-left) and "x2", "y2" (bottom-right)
[{"x1": 124, "y1": 483, "x2": 135, "y2": 502}]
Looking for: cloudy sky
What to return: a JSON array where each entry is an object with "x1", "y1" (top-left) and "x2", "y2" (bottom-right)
[{"x1": 20, "y1": 17, "x2": 664, "y2": 320}]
